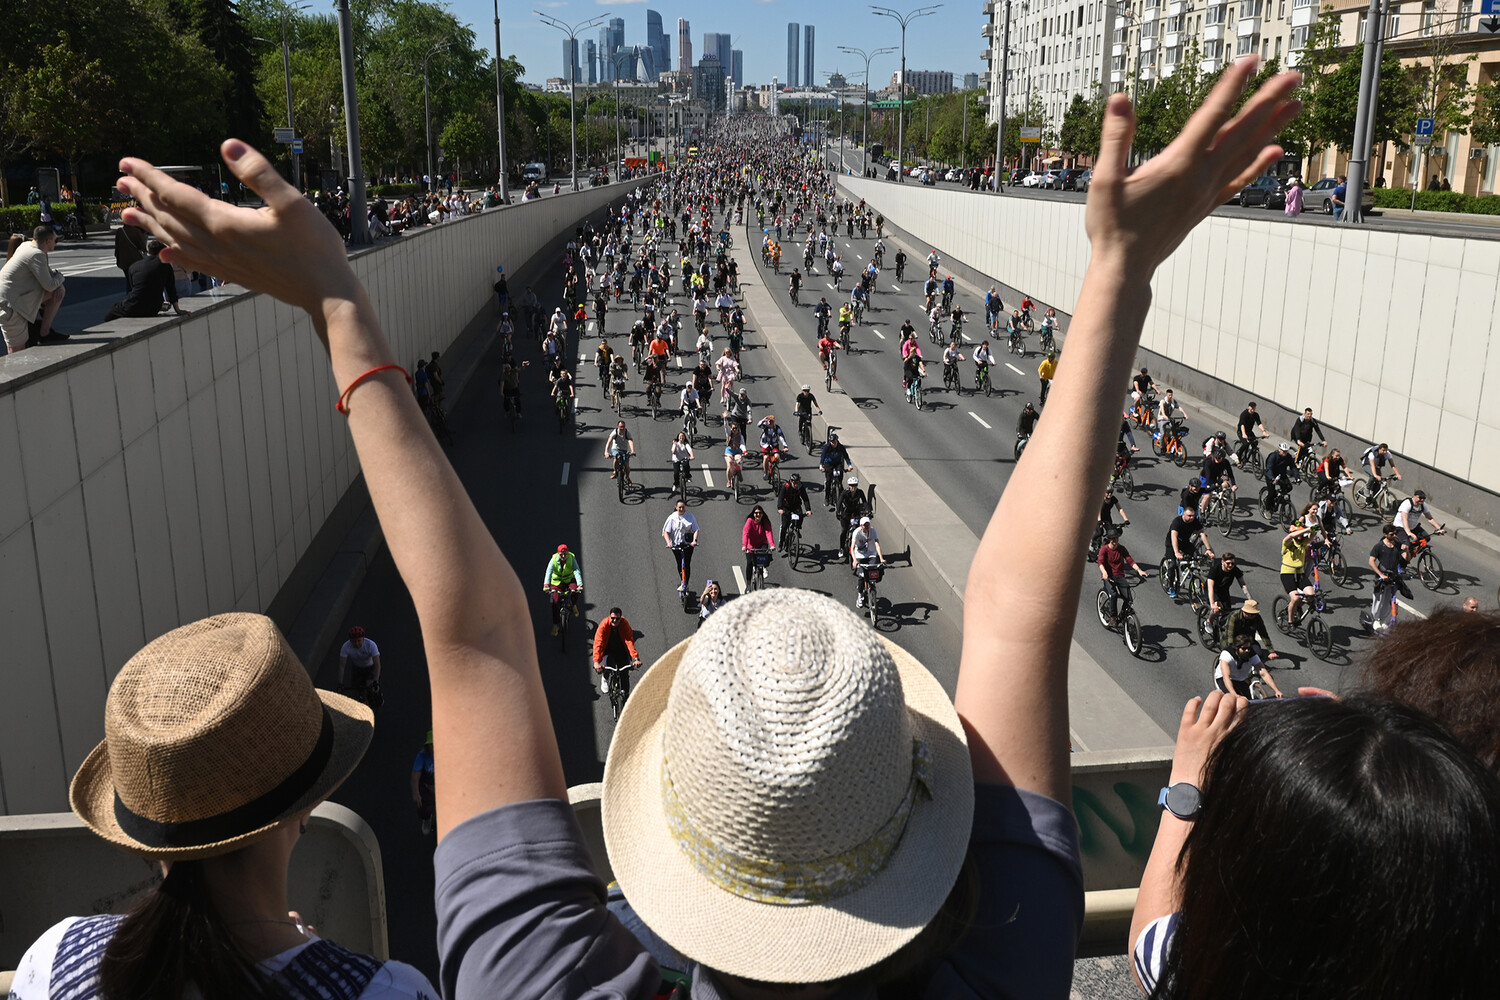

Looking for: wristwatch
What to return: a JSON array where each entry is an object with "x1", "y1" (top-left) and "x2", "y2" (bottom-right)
[{"x1": 1158, "y1": 782, "x2": 1203, "y2": 821}]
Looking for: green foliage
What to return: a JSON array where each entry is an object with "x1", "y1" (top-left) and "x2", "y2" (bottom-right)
[
  {"x1": 0, "y1": 202, "x2": 105, "y2": 235},
  {"x1": 1369, "y1": 187, "x2": 1500, "y2": 214},
  {"x1": 1058, "y1": 91, "x2": 1105, "y2": 158},
  {"x1": 1472, "y1": 77, "x2": 1500, "y2": 149},
  {"x1": 1291, "y1": 6, "x2": 1418, "y2": 154},
  {"x1": 367, "y1": 183, "x2": 425, "y2": 196}
]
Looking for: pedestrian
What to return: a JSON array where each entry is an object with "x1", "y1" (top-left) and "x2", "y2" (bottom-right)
[
  {"x1": 0, "y1": 226, "x2": 67, "y2": 352},
  {"x1": 113, "y1": 222, "x2": 149, "y2": 292},
  {"x1": 412, "y1": 730, "x2": 436, "y2": 835},
  {"x1": 6, "y1": 613, "x2": 437, "y2": 1000},
  {"x1": 104, "y1": 238, "x2": 191, "y2": 321},
  {"x1": 1331, "y1": 174, "x2": 1348, "y2": 220},
  {"x1": 1283, "y1": 175, "x2": 1303, "y2": 217}
]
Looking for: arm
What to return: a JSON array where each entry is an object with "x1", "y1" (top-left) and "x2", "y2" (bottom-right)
[
  {"x1": 952, "y1": 61, "x2": 1299, "y2": 803},
  {"x1": 338, "y1": 655, "x2": 348, "y2": 687},
  {"x1": 119, "y1": 144, "x2": 569, "y2": 832},
  {"x1": 371, "y1": 655, "x2": 382, "y2": 682}
]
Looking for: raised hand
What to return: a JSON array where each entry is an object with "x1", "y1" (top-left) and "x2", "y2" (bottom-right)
[
  {"x1": 1170, "y1": 690, "x2": 1246, "y2": 787},
  {"x1": 115, "y1": 140, "x2": 360, "y2": 319},
  {"x1": 1086, "y1": 57, "x2": 1302, "y2": 276}
]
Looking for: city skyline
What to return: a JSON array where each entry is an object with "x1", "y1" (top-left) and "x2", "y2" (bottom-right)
[{"x1": 450, "y1": 1, "x2": 975, "y2": 90}]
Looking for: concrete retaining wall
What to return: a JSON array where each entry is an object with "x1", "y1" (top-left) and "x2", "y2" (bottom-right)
[
  {"x1": 837, "y1": 176, "x2": 1500, "y2": 520},
  {"x1": 0, "y1": 186, "x2": 629, "y2": 814}
]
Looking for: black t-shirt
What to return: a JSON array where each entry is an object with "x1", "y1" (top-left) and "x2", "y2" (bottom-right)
[
  {"x1": 1017, "y1": 409, "x2": 1039, "y2": 436},
  {"x1": 1099, "y1": 495, "x2": 1122, "y2": 524},
  {"x1": 1370, "y1": 540, "x2": 1404, "y2": 576},
  {"x1": 795, "y1": 392, "x2": 817, "y2": 415},
  {"x1": 1167, "y1": 516, "x2": 1205, "y2": 552},
  {"x1": 1179, "y1": 486, "x2": 1204, "y2": 510},
  {"x1": 117, "y1": 257, "x2": 178, "y2": 316},
  {"x1": 1238, "y1": 409, "x2": 1261, "y2": 437},
  {"x1": 779, "y1": 483, "x2": 810, "y2": 513},
  {"x1": 1207, "y1": 562, "x2": 1245, "y2": 594},
  {"x1": 1133, "y1": 373, "x2": 1152, "y2": 394}
]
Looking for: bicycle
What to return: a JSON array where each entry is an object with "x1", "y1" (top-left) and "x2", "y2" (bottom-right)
[
  {"x1": 610, "y1": 376, "x2": 626, "y2": 415},
  {"x1": 790, "y1": 285, "x2": 800, "y2": 306},
  {"x1": 798, "y1": 412, "x2": 815, "y2": 450},
  {"x1": 546, "y1": 584, "x2": 579, "y2": 651},
  {"x1": 339, "y1": 675, "x2": 384, "y2": 712},
  {"x1": 761, "y1": 447, "x2": 786, "y2": 490},
  {"x1": 783, "y1": 511, "x2": 805, "y2": 568},
  {"x1": 612, "y1": 454, "x2": 631, "y2": 503},
  {"x1": 1259, "y1": 480, "x2": 1296, "y2": 525},
  {"x1": 1096, "y1": 574, "x2": 1145, "y2": 657},
  {"x1": 1130, "y1": 397, "x2": 1158, "y2": 430},
  {"x1": 1296, "y1": 445, "x2": 1320, "y2": 481},
  {"x1": 824, "y1": 352, "x2": 838, "y2": 392},
  {"x1": 975, "y1": 364, "x2": 992, "y2": 397},
  {"x1": 502, "y1": 391, "x2": 520, "y2": 433},
  {"x1": 727, "y1": 450, "x2": 745, "y2": 501},
  {"x1": 855, "y1": 557, "x2": 884, "y2": 626},
  {"x1": 746, "y1": 546, "x2": 773, "y2": 590},
  {"x1": 840, "y1": 321, "x2": 852, "y2": 352},
  {"x1": 1159, "y1": 547, "x2": 1208, "y2": 603},
  {"x1": 1271, "y1": 556, "x2": 1334, "y2": 661},
  {"x1": 942, "y1": 361, "x2": 961, "y2": 394},
  {"x1": 423, "y1": 398, "x2": 452, "y2": 445},
  {"x1": 646, "y1": 381, "x2": 662, "y2": 419},
  {"x1": 1351, "y1": 475, "x2": 1399, "y2": 517},
  {"x1": 553, "y1": 394, "x2": 571, "y2": 433},
  {"x1": 1038, "y1": 329, "x2": 1055, "y2": 354},
  {"x1": 603, "y1": 661, "x2": 635, "y2": 720},
  {"x1": 1409, "y1": 529, "x2": 1446, "y2": 590},
  {"x1": 682, "y1": 406, "x2": 700, "y2": 445},
  {"x1": 1202, "y1": 484, "x2": 1235, "y2": 535},
  {"x1": 1014, "y1": 433, "x2": 1029, "y2": 461},
  {"x1": 1152, "y1": 422, "x2": 1189, "y2": 467},
  {"x1": 1110, "y1": 456, "x2": 1136, "y2": 498},
  {"x1": 1008, "y1": 331, "x2": 1025, "y2": 357},
  {"x1": 1236, "y1": 437, "x2": 1264, "y2": 475},
  {"x1": 1194, "y1": 600, "x2": 1227, "y2": 653},
  {"x1": 1360, "y1": 576, "x2": 1402, "y2": 633},
  {"x1": 905, "y1": 375, "x2": 925, "y2": 410},
  {"x1": 673, "y1": 459, "x2": 693, "y2": 503},
  {"x1": 852, "y1": 299, "x2": 865, "y2": 325}
]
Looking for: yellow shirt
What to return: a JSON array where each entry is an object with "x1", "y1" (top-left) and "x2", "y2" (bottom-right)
[
  {"x1": 1280, "y1": 533, "x2": 1308, "y2": 574},
  {"x1": 1038, "y1": 358, "x2": 1058, "y2": 381}
]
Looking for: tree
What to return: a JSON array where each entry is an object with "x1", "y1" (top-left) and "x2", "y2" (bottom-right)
[
  {"x1": 10, "y1": 33, "x2": 115, "y2": 192},
  {"x1": 1471, "y1": 76, "x2": 1500, "y2": 148},
  {"x1": 1058, "y1": 88, "x2": 1106, "y2": 160},
  {"x1": 195, "y1": 0, "x2": 266, "y2": 144},
  {"x1": 1291, "y1": 6, "x2": 1418, "y2": 157}
]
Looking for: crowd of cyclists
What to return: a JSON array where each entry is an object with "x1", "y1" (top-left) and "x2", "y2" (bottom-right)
[{"x1": 475, "y1": 113, "x2": 1477, "y2": 713}]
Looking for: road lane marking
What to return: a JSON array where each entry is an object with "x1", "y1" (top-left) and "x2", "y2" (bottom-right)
[
  {"x1": 676, "y1": 352, "x2": 683, "y2": 367},
  {"x1": 561, "y1": 462, "x2": 571, "y2": 485},
  {"x1": 969, "y1": 412, "x2": 992, "y2": 429},
  {"x1": 1396, "y1": 599, "x2": 1428, "y2": 620},
  {"x1": 732, "y1": 566, "x2": 748, "y2": 593},
  {"x1": 700, "y1": 464, "x2": 714, "y2": 486},
  {"x1": 962, "y1": 332, "x2": 973, "y2": 342},
  {"x1": 891, "y1": 283, "x2": 901, "y2": 292},
  {"x1": 1005, "y1": 362, "x2": 1025, "y2": 376},
  {"x1": 873, "y1": 329, "x2": 886, "y2": 339}
]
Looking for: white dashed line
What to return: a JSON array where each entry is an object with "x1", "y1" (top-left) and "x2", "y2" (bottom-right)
[
  {"x1": 1005, "y1": 363, "x2": 1025, "y2": 376},
  {"x1": 873, "y1": 329, "x2": 886, "y2": 339},
  {"x1": 560, "y1": 462, "x2": 571, "y2": 485},
  {"x1": 732, "y1": 565, "x2": 748, "y2": 593},
  {"x1": 891, "y1": 283, "x2": 902, "y2": 292},
  {"x1": 1395, "y1": 599, "x2": 1428, "y2": 620},
  {"x1": 969, "y1": 412, "x2": 992, "y2": 429},
  {"x1": 700, "y1": 464, "x2": 715, "y2": 487}
]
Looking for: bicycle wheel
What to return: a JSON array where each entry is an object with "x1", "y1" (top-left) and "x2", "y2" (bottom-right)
[
  {"x1": 1197, "y1": 609, "x2": 1223, "y2": 652},
  {"x1": 1096, "y1": 589, "x2": 1113, "y2": 629},
  {"x1": 1271, "y1": 595, "x2": 1292, "y2": 636},
  {"x1": 1305, "y1": 613, "x2": 1333, "y2": 660},
  {"x1": 609, "y1": 671, "x2": 628, "y2": 720},
  {"x1": 1415, "y1": 549, "x2": 1444, "y2": 590},
  {"x1": 1259, "y1": 488, "x2": 1276, "y2": 522},
  {"x1": 1170, "y1": 438, "x2": 1188, "y2": 468},
  {"x1": 1151, "y1": 432, "x2": 1166, "y2": 459},
  {"x1": 1159, "y1": 560, "x2": 1175, "y2": 597},
  {"x1": 1118, "y1": 467, "x2": 1136, "y2": 498},
  {"x1": 733, "y1": 471, "x2": 740, "y2": 501},
  {"x1": 1215, "y1": 498, "x2": 1234, "y2": 535},
  {"x1": 1123, "y1": 612, "x2": 1143, "y2": 656},
  {"x1": 866, "y1": 584, "x2": 878, "y2": 626},
  {"x1": 1014, "y1": 436, "x2": 1026, "y2": 461},
  {"x1": 1248, "y1": 677, "x2": 1273, "y2": 701},
  {"x1": 1350, "y1": 477, "x2": 1372, "y2": 511},
  {"x1": 678, "y1": 470, "x2": 688, "y2": 504},
  {"x1": 617, "y1": 467, "x2": 626, "y2": 504},
  {"x1": 788, "y1": 530, "x2": 801, "y2": 569}
]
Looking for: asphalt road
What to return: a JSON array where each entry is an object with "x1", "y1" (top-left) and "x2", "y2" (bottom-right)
[{"x1": 830, "y1": 143, "x2": 1500, "y2": 241}]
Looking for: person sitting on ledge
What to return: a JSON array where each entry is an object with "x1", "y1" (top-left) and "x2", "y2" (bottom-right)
[{"x1": 104, "y1": 238, "x2": 191, "y2": 320}]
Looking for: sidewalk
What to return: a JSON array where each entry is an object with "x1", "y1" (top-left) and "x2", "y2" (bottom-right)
[{"x1": 729, "y1": 225, "x2": 1170, "y2": 753}]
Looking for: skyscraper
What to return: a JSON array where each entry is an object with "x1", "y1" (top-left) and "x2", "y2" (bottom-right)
[
  {"x1": 563, "y1": 38, "x2": 580, "y2": 83},
  {"x1": 600, "y1": 17, "x2": 625, "y2": 81},
  {"x1": 635, "y1": 45, "x2": 655, "y2": 81},
  {"x1": 731, "y1": 49, "x2": 743, "y2": 86},
  {"x1": 646, "y1": 9, "x2": 669, "y2": 82},
  {"x1": 786, "y1": 23, "x2": 800, "y2": 87},
  {"x1": 585, "y1": 40, "x2": 598, "y2": 84},
  {"x1": 702, "y1": 33, "x2": 732, "y2": 77},
  {"x1": 804, "y1": 25, "x2": 815, "y2": 91},
  {"x1": 677, "y1": 18, "x2": 692, "y2": 72}
]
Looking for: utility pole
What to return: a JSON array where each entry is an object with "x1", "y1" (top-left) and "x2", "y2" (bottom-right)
[
  {"x1": 536, "y1": 10, "x2": 609, "y2": 192},
  {"x1": 871, "y1": 4, "x2": 942, "y2": 182},
  {"x1": 993, "y1": 0, "x2": 1014, "y2": 191},
  {"x1": 1344, "y1": 0, "x2": 1385, "y2": 224},
  {"x1": 493, "y1": 0, "x2": 510, "y2": 202},
  {"x1": 336, "y1": 0, "x2": 369, "y2": 243},
  {"x1": 422, "y1": 40, "x2": 449, "y2": 194}
]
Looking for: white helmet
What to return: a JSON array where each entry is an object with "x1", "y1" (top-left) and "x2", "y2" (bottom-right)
[{"x1": 847, "y1": 477, "x2": 859, "y2": 486}]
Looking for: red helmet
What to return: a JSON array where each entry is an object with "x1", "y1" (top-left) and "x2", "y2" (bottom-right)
[
  {"x1": 557, "y1": 544, "x2": 569, "y2": 554},
  {"x1": 348, "y1": 626, "x2": 365, "y2": 639}
]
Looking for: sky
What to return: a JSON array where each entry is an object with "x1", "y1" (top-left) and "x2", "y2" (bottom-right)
[{"x1": 445, "y1": 0, "x2": 982, "y2": 88}]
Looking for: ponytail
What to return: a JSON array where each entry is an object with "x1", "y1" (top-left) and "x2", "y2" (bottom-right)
[{"x1": 100, "y1": 860, "x2": 284, "y2": 1000}]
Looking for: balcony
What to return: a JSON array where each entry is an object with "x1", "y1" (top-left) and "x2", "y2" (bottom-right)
[
  {"x1": 1164, "y1": 30, "x2": 1182, "y2": 47},
  {"x1": 1290, "y1": 3, "x2": 1314, "y2": 25},
  {"x1": 1168, "y1": 0, "x2": 1189, "y2": 16},
  {"x1": 1201, "y1": 55, "x2": 1223, "y2": 73},
  {"x1": 1111, "y1": 68, "x2": 1124, "y2": 83},
  {"x1": 1142, "y1": 5, "x2": 1161, "y2": 20},
  {"x1": 983, "y1": 22, "x2": 997, "y2": 36},
  {"x1": 980, "y1": 70, "x2": 992, "y2": 85},
  {"x1": 983, "y1": 0, "x2": 995, "y2": 13},
  {"x1": 1138, "y1": 63, "x2": 1156, "y2": 82},
  {"x1": 1113, "y1": 41, "x2": 1125, "y2": 56},
  {"x1": 1141, "y1": 34, "x2": 1159, "y2": 51},
  {"x1": 982, "y1": 47, "x2": 994, "y2": 60},
  {"x1": 1203, "y1": 22, "x2": 1225, "y2": 40},
  {"x1": 1238, "y1": 14, "x2": 1262, "y2": 34}
]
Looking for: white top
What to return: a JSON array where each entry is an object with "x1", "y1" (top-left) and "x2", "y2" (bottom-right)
[
  {"x1": 670, "y1": 440, "x2": 694, "y2": 462},
  {"x1": 10, "y1": 917, "x2": 436, "y2": 1000},
  {"x1": 1395, "y1": 497, "x2": 1426, "y2": 531},
  {"x1": 340, "y1": 638, "x2": 380, "y2": 668},
  {"x1": 851, "y1": 525, "x2": 881, "y2": 561},
  {"x1": 1215, "y1": 648, "x2": 1263, "y2": 685},
  {"x1": 662, "y1": 511, "x2": 699, "y2": 545}
]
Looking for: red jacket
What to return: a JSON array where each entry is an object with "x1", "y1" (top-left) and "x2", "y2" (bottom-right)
[{"x1": 593, "y1": 616, "x2": 639, "y2": 663}]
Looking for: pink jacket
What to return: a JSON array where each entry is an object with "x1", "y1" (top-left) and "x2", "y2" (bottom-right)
[{"x1": 742, "y1": 517, "x2": 775, "y2": 550}]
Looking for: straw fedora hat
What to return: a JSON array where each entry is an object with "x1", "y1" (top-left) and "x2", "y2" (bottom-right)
[
  {"x1": 602, "y1": 589, "x2": 973, "y2": 984},
  {"x1": 71, "y1": 613, "x2": 374, "y2": 860}
]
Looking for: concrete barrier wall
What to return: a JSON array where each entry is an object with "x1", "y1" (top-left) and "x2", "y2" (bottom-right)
[
  {"x1": 837, "y1": 176, "x2": 1500, "y2": 500},
  {"x1": 0, "y1": 801, "x2": 387, "y2": 970},
  {"x1": 0, "y1": 186, "x2": 630, "y2": 814}
]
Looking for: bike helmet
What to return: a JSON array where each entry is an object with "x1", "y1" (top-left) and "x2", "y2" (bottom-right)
[
  {"x1": 1278, "y1": 442, "x2": 1291, "y2": 451},
  {"x1": 348, "y1": 626, "x2": 365, "y2": 639},
  {"x1": 1215, "y1": 430, "x2": 1227, "y2": 440},
  {"x1": 790, "y1": 473, "x2": 801, "y2": 483},
  {"x1": 557, "y1": 544, "x2": 570, "y2": 554},
  {"x1": 1046, "y1": 351, "x2": 1057, "y2": 360},
  {"x1": 847, "y1": 477, "x2": 858, "y2": 486},
  {"x1": 801, "y1": 384, "x2": 811, "y2": 391},
  {"x1": 1105, "y1": 528, "x2": 1122, "y2": 541},
  {"x1": 1024, "y1": 402, "x2": 1036, "y2": 411}
]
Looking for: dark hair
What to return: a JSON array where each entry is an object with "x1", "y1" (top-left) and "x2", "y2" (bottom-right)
[
  {"x1": 33, "y1": 225, "x2": 54, "y2": 242},
  {"x1": 609, "y1": 606, "x2": 622, "y2": 616},
  {"x1": 1154, "y1": 697, "x2": 1500, "y2": 1000},
  {"x1": 100, "y1": 860, "x2": 281, "y2": 1000},
  {"x1": 1359, "y1": 608, "x2": 1500, "y2": 772}
]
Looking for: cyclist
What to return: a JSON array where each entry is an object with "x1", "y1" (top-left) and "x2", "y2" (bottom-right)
[
  {"x1": 1214, "y1": 636, "x2": 1283, "y2": 699},
  {"x1": 641, "y1": 355, "x2": 666, "y2": 409},
  {"x1": 714, "y1": 288, "x2": 735, "y2": 326},
  {"x1": 594, "y1": 339, "x2": 615, "y2": 389},
  {"x1": 548, "y1": 306, "x2": 568, "y2": 341},
  {"x1": 541, "y1": 543, "x2": 583, "y2": 636},
  {"x1": 1016, "y1": 402, "x2": 1040, "y2": 445},
  {"x1": 973, "y1": 340, "x2": 993, "y2": 386},
  {"x1": 414, "y1": 359, "x2": 435, "y2": 412},
  {"x1": 757, "y1": 415, "x2": 789, "y2": 479},
  {"x1": 1224, "y1": 598, "x2": 1278, "y2": 660},
  {"x1": 893, "y1": 248, "x2": 906, "y2": 282},
  {"x1": 849, "y1": 516, "x2": 885, "y2": 609},
  {"x1": 903, "y1": 351, "x2": 927, "y2": 404},
  {"x1": 831, "y1": 256, "x2": 844, "y2": 288},
  {"x1": 813, "y1": 297, "x2": 832, "y2": 336},
  {"x1": 927, "y1": 301, "x2": 944, "y2": 342},
  {"x1": 726, "y1": 388, "x2": 753, "y2": 438},
  {"x1": 1039, "y1": 307, "x2": 1059, "y2": 351},
  {"x1": 923, "y1": 275, "x2": 940, "y2": 311},
  {"x1": 1367, "y1": 524, "x2": 1412, "y2": 630},
  {"x1": 550, "y1": 366, "x2": 575, "y2": 419},
  {"x1": 777, "y1": 473, "x2": 812, "y2": 549},
  {"x1": 1093, "y1": 486, "x2": 1130, "y2": 554},
  {"x1": 1265, "y1": 441, "x2": 1300, "y2": 509},
  {"x1": 941, "y1": 275, "x2": 955, "y2": 310},
  {"x1": 1007, "y1": 309, "x2": 1027, "y2": 352},
  {"x1": 1163, "y1": 506, "x2": 1214, "y2": 599},
  {"x1": 591, "y1": 607, "x2": 641, "y2": 695},
  {"x1": 1131, "y1": 367, "x2": 1157, "y2": 411},
  {"x1": 794, "y1": 384, "x2": 823, "y2": 434},
  {"x1": 926, "y1": 248, "x2": 940, "y2": 275},
  {"x1": 605, "y1": 421, "x2": 636, "y2": 485},
  {"x1": 1204, "y1": 551, "x2": 1248, "y2": 618},
  {"x1": 1019, "y1": 294, "x2": 1035, "y2": 327},
  {"x1": 1360, "y1": 441, "x2": 1403, "y2": 489},
  {"x1": 1314, "y1": 448, "x2": 1349, "y2": 498},
  {"x1": 1201, "y1": 437, "x2": 1238, "y2": 501},
  {"x1": 339, "y1": 626, "x2": 382, "y2": 693},
  {"x1": 498, "y1": 356, "x2": 526, "y2": 418},
  {"x1": 1279, "y1": 523, "x2": 1317, "y2": 628},
  {"x1": 1289, "y1": 407, "x2": 1328, "y2": 467},
  {"x1": 679, "y1": 380, "x2": 704, "y2": 425},
  {"x1": 820, "y1": 433, "x2": 851, "y2": 503},
  {"x1": 691, "y1": 356, "x2": 714, "y2": 400},
  {"x1": 426, "y1": 352, "x2": 446, "y2": 405},
  {"x1": 789, "y1": 268, "x2": 803, "y2": 303},
  {"x1": 950, "y1": 304, "x2": 965, "y2": 340},
  {"x1": 835, "y1": 476, "x2": 868, "y2": 557},
  {"x1": 984, "y1": 285, "x2": 1003, "y2": 327},
  {"x1": 628, "y1": 319, "x2": 648, "y2": 367},
  {"x1": 715, "y1": 348, "x2": 740, "y2": 406},
  {"x1": 1179, "y1": 477, "x2": 1208, "y2": 517},
  {"x1": 1395, "y1": 489, "x2": 1445, "y2": 550},
  {"x1": 1037, "y1": 351, "x2": 1057, "y2": 405},
  {"x1": 942, "y1": 340, "x2": 965, "y2": 392},
  {"x1": 1236, "y1": 400, "x2": 1267, "y2": 462},
  {"x1": 1097, "y1": 529, "x2": 1147, "y2": 627},
  {"x1": 1156, "y1": 388, "x2": 1184, "y2": 444},
  {"x1": 741, "y1": 505, "x2": 776, "y2": 581},
  {"x1": 662, "y1": 500, "x2": 701, "y2": 594},
  {"x1": 411, "y1": 730, "x2": 436, "y2": 835}
]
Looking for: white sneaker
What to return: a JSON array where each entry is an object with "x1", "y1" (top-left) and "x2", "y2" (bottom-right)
[
  {"x1": 600, "y1": 676, "x2": 610, "y2": 693},
  {"x1": 856, "y1": 595, "x2": 866, "y2": 608}
]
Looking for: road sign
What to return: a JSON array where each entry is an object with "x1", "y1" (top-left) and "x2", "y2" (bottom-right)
[
  {"x1": 1483, "y1": 14, "x2": 1500, "y2": 31},
  {"x1": 1414, "y1": 134, "x2": 1433, "y2": 145},
  {"x1": 1415, "y1": 118, "x2": 1435, "y2": 136},
  {"x1": 291, "y1": 138, "x2": 304, "y2": 154},
  {"x1": 274, "y1": 127, "x2": 296, "y2": 143},
  {"x1": 1020, "y1": 126, "x2": 1042, "y2": 143},
  {"x1": 1482, "y1": 0, "x2": 1500, "y2": 15}
]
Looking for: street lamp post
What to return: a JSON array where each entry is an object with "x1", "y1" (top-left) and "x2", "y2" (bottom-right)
[
  {"x1": 992, "y1": 0, "x2": 1016, "y2": 192},
  {"x1": 536, "y1": 10, "x2": 610, "y2": 192},
  {"x1": 838, "y1": 45, "x2": 896, "y2": 178},
  {"x1": 335, "y1": 0, "x2": 369, "y2": 243},
  {"x1": 422, "y1": 40, "x2": 449, "y2": 193},
  {"x1": 871, "y1": 5, "x2": 942, "y2": 183},
  {"x1": 493, "y1": 0, "x2": 510, "y2": 202},
  {"x1": 609, "y1": 51, "x2": 634, "y2": 182},
  {"x1": 252, "y1": 3, "x2": 311, "y2": 192}
]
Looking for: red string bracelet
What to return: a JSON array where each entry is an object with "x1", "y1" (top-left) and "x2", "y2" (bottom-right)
[{"x1": 336, "y1": 364, "x2": 412, "y2": 415}]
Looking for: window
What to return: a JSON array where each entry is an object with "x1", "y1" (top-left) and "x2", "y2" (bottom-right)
[
  {"x1": 1236, "y1": 31, "x2": 1260, "y2": 53},
  {"x1": 1293, "y1": 0, "x2": 1311, "y2": 8},
  {"x1": 1461, "y1": 0, "x2": 1474, "y2": 30},
  {"x1": 1421, "y1": 0, "x2": 1436, "y2": 35},
  {"x1": 1166, "y1": 43, "x2": 1182, "y2": 64},
  {"x1": 1279, "y1": 0, "x2": 1285, "y2": 15},
  {"x1": 1229, "y1": 5, "x2": 1237, "y2": 23},
  {"x1": 1291, "y1": 23, "x2": 1311, "y2": 46},
  {"x1": 1358, "y1": 10, "x2": 1367, "y2": 41},
  {"x1": 1275, "y1": 36, "x2": 1281, "y2": 56},
  {"x1": 1207, "y1": 4, "x2": 1227, "y2": 24},
  {"x1": 1205, "y1": 38, "x2": 1224, "y2": 57},
  {"x1": 1262, "y1": 37, "x2": 1269, "y2": 56},
  {"x1": 1385, "y1": 4, "x2": 1400, "y2": 37}
]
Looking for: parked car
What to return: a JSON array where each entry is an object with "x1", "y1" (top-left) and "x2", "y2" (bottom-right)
[
  {"x1": 1074, "y1": 168, "x2": 1093, "y2": 193},
  {"x1": 1058, "y1": 168, "x2": 1086, "y2": 191},
  {"x1": 1305, "y1": 177, "x2": 1376, "y2": 215},
  {"x1": 1234, "y1": 175, "x2": 1286, "y2": 208},
  {"x1": 1034, "y1": 169, "x2": 1065, "y2": 189},
  {"x1": 1008, "y1": 168, "x2": 1031, "y2": 187},
  {"x1": 944, "y1": 168, "x2": 962, "y2": 182},
  {"x1": 1022, "y1": 170, "x2": 1047, "y2": 188}
]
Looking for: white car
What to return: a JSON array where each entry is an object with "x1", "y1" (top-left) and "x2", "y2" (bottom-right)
[
  {"x1": 1021, "y1": 171, "x2": 1045, "y2": 187},
  {"x1": 944, "y1": 169, "x2": 962, "y2": 182}
]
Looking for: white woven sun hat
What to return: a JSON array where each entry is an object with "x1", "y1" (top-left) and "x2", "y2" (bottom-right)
[{"x1": 602, "y1": 588, "x2": 973, "y2": 983}]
